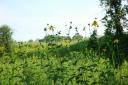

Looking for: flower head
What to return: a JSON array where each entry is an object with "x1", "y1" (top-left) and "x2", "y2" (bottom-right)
[
  {"x1": 83, "y1": 27, "x2": 86, "y2": 31},
  {"x1": 102, "y1": 48, "x2": 106, "y2": 52},
  {"x1": 92, "y1": 18, "x2": 99, "y2": 29},
  {"x1": 49, "y1": 25, "x2": 56, "y2": 32},
  {"x1": 113, "y1": 39, "x2": 119, "y2": 44}
]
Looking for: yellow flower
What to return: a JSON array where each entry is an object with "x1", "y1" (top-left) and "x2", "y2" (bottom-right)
[
  {"x1": 102, "y1": 48, "x2": 106, "y2": 52},
  {"x1": 62, "y1": 40, "x2": 70, "y2": 47},
  {"x1": 92, "y1": 18, "x2": 99, "y2": 29},
  {"x1": 49, "y1": 25, "x2": 56, "y2": 32},
  {"x1": 113, "y1": 39, "x2": 119, "y2": 44}
]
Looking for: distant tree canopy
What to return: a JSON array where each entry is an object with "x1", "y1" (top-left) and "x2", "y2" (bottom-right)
[
  {"x1": 100, "y1": 0, "x2": 128, "y2": 36},
  {"x1": 72, "y1": 33, "x2": 83, "y2": 42},
  {"x1": 0, "y1": 25, "x2": 13, "y2": 54}
]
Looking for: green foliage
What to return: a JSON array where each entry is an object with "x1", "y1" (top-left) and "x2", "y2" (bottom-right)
[
  {"x1": 99, "y1": 0, "x2": 128, "y2": 66},
  {"x1": 88, "y1": 30, "x2": 98, "y2": 50},
  {"x1": 0, "y1": 25, "x2": 13, "y2": 55},
  {"x1": 72, "y1": 33, "x2": 83, "y2": 42},
  {"x1": 0, "y1": 1, "x2": 128, "y2": 84},
  {"x1": 0, "y1": 40, "x2": 127, "y2": 84},
  {"x1": 0, "y1": 50, "x2": 127, "y2": 84}
]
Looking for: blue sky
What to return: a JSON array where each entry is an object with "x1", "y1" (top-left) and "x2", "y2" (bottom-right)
[{"x1": 0, "y1": 0, "x2": 105, "y2": 41}]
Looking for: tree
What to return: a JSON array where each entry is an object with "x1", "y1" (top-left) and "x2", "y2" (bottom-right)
[
  {"x1": 100, "y1": 0, "x2": 128, "y2": 66},
  {"x1": 100, "y1": 0, "x2": 128, "y2": 37},
  {"x1": 72, "y1": 33, "x2": 83, "y2": 42},
  {"x1": 0, "y1": 25, "x2": 13, "y2": 54}
]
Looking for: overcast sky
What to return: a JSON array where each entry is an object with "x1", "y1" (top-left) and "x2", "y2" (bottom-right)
[{"x1": 0, "y1": 0, "x2": 105, "y2": 41}]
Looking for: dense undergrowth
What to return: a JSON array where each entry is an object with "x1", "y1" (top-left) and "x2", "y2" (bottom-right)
[
  {"x1": 0, "y1": 41, "x2": 128, "y2": 85},
  {"x1": 1, "y1": 0, "x2": 128, "y2": 84}
]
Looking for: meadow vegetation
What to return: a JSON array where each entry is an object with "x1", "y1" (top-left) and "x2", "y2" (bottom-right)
[{"x1": 0, "y1": 0, "x2": 128, "y2": 85}]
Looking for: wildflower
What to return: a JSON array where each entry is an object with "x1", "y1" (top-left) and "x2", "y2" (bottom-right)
[
  {"x1": 83, "y1": 27, "x2": 86, "y2": 31},
  {"x1": 44, "y1": 28, "x2": 47, "y2": 31},
  {"x1": 92, "y1": 18, "x2": 99, "y2": 29},
  {"x1": 113, "y1": 39, "x2": 119, "y2": 44},
  {"x1": 63, "y1": 40, "x2": 70, "y2": 47},
  {"x1": 69, "y1": 26, "x2": 72, "y2": 29},
  {"x1": 58, "y1": 31, "x2": 61, "y2": 35},
  {"x1": 49, "y1": 25, "x2": 56, "y2": 32},
  {"x1": 102, "y1": 48, "x2": 106, "y2": 52}
]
